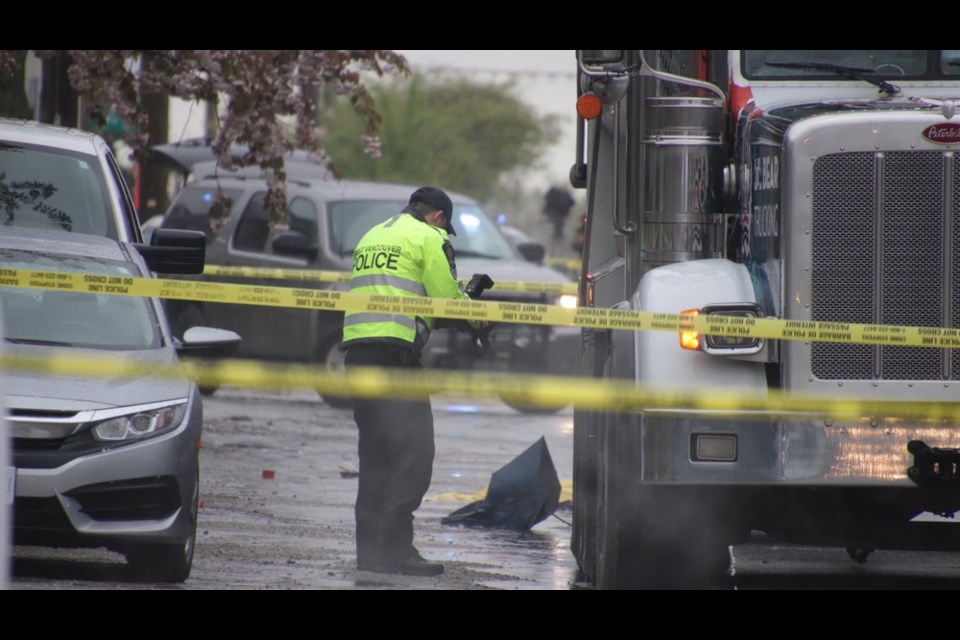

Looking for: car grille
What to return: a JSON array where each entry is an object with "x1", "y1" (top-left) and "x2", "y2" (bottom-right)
[
  {"x1": 811, "y1": 150, "x2": 960, "y2": 380},
  {"x1": 13, "y1": 437, "x2": 68, "y2": 452},
  {"x1": 13, "y1": 477, "x2": 182, "y2": 547}
]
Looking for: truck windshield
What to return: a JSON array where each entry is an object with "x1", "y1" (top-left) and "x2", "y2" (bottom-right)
[
  {"x1": 742, "y1": 51, "x2": 957, "y2": 80},
  {"x1": 943, "y1": 50, "x2": 960, "y2": 76}
]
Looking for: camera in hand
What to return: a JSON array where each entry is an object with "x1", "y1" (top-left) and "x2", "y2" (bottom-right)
[{"x1": 465, "y1": 273, "x2": 494, "y2": 299}]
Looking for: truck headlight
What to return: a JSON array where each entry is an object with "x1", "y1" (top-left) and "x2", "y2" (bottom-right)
[
  {"x1": 556, "y1": 294, "x2": 578, "y2": 309},
  {"x1": 680, "y1": 303, "x2": 764, "y2": 355},
  {"x1": 679, "y1": 309, "x2": 701, "y2": 351},
  {"x1": 92, "y1": 402, "x2": 188, "y2": 442}
]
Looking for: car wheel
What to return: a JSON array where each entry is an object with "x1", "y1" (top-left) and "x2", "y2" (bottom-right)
[
  {"x1": 317, "y1": 335, "x2": 352, "y2": 409},
  {"x1": 498, "y1": 393, "x2": 568, "y2": 414},
  {"x1": 500, "y1": 347, "x2": 570, "y2": 414},
  {"x1": 126, "y1": 467, "x2": 199, "y2": 583},
  {"x1": 172, "y1": 305, "x2": 220, "y2": 396}
]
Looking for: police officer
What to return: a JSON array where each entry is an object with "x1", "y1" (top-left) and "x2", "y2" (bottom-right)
[{"x1": 343, "y1": 186, "x2": 483, "y2": 576}]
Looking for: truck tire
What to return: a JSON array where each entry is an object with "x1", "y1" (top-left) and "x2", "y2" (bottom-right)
[
  {"x1": 571, "y1": 328, "x2": 610, "y2": 584},
  {"x1": 596, "y1": 463, "x2": 732, "y2": 589},
  {"x1": 593, "y1": 337, "x2": 730, "y2": 589}
]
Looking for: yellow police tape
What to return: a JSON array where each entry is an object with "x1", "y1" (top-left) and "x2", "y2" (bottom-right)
[
  {"x1": 2, "y1": 350, "x2": 960, "y2": 420},
  {"x1": 6, "y1": 267, "x2": 960, "y2": 349},
  {"x1": 5, "y1": 267, "x2": 960, "y2": 349},
  {"x1": 204, "y1": 264, "x2": 580, "y2": 296}
]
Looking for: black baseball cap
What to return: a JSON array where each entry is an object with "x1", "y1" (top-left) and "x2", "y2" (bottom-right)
[{"x1": 410, "y1": 186, "x2": 456, "y2": 236}]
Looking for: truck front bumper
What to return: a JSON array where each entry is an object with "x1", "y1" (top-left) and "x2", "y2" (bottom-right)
[{"x1": 637, "y1": 410, "x2": 960, "y2": 487}]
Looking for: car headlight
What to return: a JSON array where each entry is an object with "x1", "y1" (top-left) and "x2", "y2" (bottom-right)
[
  {"x1": 92, "y1": 402, "x2": 188, "y2": 442},
  {"x1": 556, "y1": 294, "x2": 578, "y2": 309}
]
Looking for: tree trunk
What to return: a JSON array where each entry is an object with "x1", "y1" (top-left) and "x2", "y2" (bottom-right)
[
  {"x1": 0, "y1": 50, "x2": 33, "y2": 120},
  {"x1": 137, "y1": 53, "x2": 170, "y2": 222},
  {"x1": 39, "y1": 53, "x2": 78, "y2": 127}
]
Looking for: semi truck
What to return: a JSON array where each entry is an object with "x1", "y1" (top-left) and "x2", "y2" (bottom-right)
[{"x1": 570, "y1": 50, "x2": 960, "y2": 588}]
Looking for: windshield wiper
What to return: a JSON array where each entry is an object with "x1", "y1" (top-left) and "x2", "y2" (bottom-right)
[
  {"x1": 5, "y1": 337, "x2": 74, "y2": 346},
  {"x1": 766, "y1": 61, "x2": 901, "y2": 96}
]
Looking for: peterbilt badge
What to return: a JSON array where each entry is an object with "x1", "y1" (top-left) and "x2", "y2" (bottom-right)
[{"x1": 923, "y1": 122, "x2": 960, "y2": 144}]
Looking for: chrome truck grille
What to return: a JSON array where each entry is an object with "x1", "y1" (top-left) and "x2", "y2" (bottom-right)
[{"x1": 811, "y1": 151, "x2": 960, "y2": 380}]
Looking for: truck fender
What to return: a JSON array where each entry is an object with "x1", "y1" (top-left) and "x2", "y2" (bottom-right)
[{"x1": 633, "y1": 259, "x2": 768, "y2": 391}]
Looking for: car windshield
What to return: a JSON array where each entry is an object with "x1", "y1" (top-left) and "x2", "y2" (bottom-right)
[
  {"x1": 329, "y1": 200, "x2": 517, "y2": 260},
  {"x1": 0, "y1": 250, "x2": 161, "y2": 350},
  {"x1": 0, "y1": 142, "x2": 117, "y2": 237}
]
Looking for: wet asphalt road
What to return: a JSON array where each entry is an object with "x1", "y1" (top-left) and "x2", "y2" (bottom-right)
[
  {"x1": 11, "y1": 388, "x2": 579, "y2": 590},
  {"x1": 11, "y1": 388, "x2": 960, "y2": 589}
]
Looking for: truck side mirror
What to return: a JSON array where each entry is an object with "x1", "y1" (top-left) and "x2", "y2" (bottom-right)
[
  {"x1": 136, "y1": 228, "x2": 206, "y2": 274},
  {"x1": 272, "y1": 231, "x2": 319, "y2": 261},
  {"x1": 581, "y1": 50, "x2": 624, "y2": 65}
]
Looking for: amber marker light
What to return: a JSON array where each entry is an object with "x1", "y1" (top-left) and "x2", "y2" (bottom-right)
[
  {"x1": 577, "y1": 93, "x2": 603, "y2": 120},
  {"x1": 679, "y1": 309, "x2": 701, "y2": 351}
]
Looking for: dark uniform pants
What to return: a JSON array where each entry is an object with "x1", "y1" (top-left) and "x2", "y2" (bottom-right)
[{"x1": 344, "y1": 343, "x2": 435, "y2": 564}]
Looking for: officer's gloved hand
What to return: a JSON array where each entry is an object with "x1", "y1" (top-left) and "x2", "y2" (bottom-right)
[{"x1": 474, "y1": 321, "x2": 493, "y2": 357}]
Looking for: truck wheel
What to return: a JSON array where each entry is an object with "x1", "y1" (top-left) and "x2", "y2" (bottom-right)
[
  {"x1": 571, "y1": 328, "x2": 611, "y2": 583},
  {"x1": 595, "y1": 410, "x2": 731, "y2": 589},
  {"x1": 172, "y1": 304, "x2": 219, "y2": 396},
  {"x1": 597, "y1": 484, "x2": 732, "y2": 589},
  {"x1": 316, "y1": 335, "x2": 352, "y2": 409}
]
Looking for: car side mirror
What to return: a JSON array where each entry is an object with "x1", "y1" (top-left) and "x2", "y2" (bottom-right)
[
  {"x1": 273, "y1": 231, "x2": 318, "y2": 261},
  {"x1": 176, "y1": 326, "x2": 242, "y2": 358},
  {"x1": 516, "y1": 241, "x2": 546, "y2": 264}
]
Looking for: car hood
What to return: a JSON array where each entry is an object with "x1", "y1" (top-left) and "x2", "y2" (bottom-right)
[
  {"x1": 2, "y1": 344, "x2": 192, "y2": 412},
  {"x1": 457, "y1": 257, "x2": 571, "y2": 284},
  {"x1": 455, "y1": 257, "x2": 572, "y2": 301}
]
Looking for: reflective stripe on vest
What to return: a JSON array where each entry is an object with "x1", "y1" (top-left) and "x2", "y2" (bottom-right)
[
  {"x1": 343, "y1": 313, "x2": 416, "y2": 331},
  {"x1": 351, "y1": 273, "x2": 426, "y2": 296}
]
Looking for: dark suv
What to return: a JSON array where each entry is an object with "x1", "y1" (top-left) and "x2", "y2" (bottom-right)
[{"x1": 159, "y1": 175, "x2": 578, "y2": 411}]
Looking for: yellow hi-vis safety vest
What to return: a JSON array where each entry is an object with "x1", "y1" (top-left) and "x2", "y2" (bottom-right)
[{"x1": 342, "y1": 211, "x2": 474, "y2": 352}]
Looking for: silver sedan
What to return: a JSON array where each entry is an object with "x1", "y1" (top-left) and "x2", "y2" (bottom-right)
[{"x1": 3, "y1": 228, "x2": 238, "y2": 582}]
